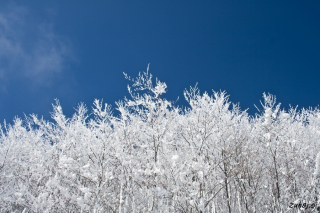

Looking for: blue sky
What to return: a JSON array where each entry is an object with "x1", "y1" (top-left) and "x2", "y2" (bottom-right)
[{"x1": 0, "y1": 1, "x2": 319, "y2": 122}]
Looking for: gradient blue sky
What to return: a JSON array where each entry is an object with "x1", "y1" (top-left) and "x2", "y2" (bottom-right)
[{"x1": 0, "y1": 1, "x2": 319, "y2": 122}]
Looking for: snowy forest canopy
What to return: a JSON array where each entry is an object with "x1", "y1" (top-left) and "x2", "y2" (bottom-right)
[{"x1": 1, "y1": 67, "x2": 320, "y2": 212}]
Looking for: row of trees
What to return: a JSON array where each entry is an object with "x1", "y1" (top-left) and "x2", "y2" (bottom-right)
[{"x1": 1, "y1": 68, "x2": 320, "y2": 212}]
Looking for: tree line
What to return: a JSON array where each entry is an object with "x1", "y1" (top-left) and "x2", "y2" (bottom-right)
[{"x1": 1, "y1": 68, "x2": 319, "y2": 212}]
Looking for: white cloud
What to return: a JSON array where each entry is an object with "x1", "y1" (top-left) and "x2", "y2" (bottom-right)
[{"x1": 0, "y1": 4, "x2": 74, "y2": 87}]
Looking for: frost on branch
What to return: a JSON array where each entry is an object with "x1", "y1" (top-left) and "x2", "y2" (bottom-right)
[
  {"x1": 1, "y1": 67, "x2": 320, "y2": 212},
  {"x1": 124, "y1": 64, "x2": 167, "y2": 99}
]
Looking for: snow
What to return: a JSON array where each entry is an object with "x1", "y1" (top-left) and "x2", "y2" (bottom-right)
[{"x1": 0, "y1": 69, "x2": 319, "y2": 212}]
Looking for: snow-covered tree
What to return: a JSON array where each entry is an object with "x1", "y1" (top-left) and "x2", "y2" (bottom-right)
[{"x1": 0, "y1": 66, "x2": 320, "y2": 212}]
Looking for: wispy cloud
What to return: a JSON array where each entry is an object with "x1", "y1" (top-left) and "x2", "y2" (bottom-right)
[{"x1": 0, "y1": 4, "x2": 74, "y2": 89}]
